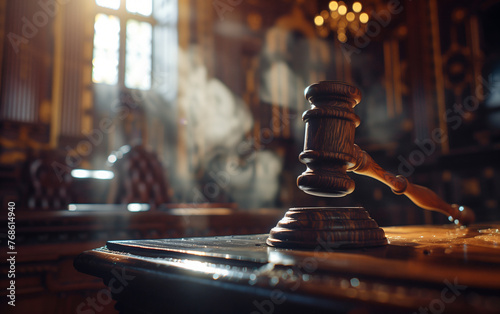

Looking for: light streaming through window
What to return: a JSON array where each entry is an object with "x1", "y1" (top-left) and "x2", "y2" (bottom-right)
[
  {"x1": 126, "y1": 0, "x2": 153, "y2": 16},
  {"x1": 92, "y1": 14, "x2": 120, "y2": 85},
  {"x1": 125, "y1": 20, "x2": 152, "y2": 90},
  {"x1": 95, "y1": 0, "x2": 120, "y2": 10}
]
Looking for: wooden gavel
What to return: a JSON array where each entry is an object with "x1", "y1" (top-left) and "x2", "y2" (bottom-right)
[{"x1": 296, "y1": 81, "x2": 475, "y2": 225}]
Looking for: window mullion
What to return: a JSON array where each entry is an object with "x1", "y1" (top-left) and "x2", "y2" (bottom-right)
[{"x1": 118, "y1": 2, "x2": 127, "y2": 89}]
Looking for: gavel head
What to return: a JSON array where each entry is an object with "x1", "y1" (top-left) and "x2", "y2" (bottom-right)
[{"x1": 297, "y1": 81, "x2": 361, "y2": 197}]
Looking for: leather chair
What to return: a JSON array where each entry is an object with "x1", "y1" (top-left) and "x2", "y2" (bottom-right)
[
  {"x1": 24, "y1": 150, "x2": 74, "y2": 210},
  {"x1": 108, "y1": 145, "x2": 171, "y2": 209}
]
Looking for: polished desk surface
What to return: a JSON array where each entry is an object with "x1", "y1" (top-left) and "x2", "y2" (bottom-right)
[{"x1": 74, "y1": 224, "x2": 500, "y2": 314}]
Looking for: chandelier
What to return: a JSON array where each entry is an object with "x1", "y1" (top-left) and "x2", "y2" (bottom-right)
[{"x1": 314, "y1": 1, "x2": 370, "y2": 43}]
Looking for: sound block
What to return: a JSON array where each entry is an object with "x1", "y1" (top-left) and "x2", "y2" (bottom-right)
[{"x1": 266, "y1": 207, "x2": 387, "y2": 249}]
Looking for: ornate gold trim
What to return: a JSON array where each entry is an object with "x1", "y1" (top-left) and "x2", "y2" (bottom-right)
[
  {"x1": 50, "y1": 3, "x2": 64, "y2": 148},
  {"x1": 429, "y1": 0, "x2": 449, "y2": 154}
]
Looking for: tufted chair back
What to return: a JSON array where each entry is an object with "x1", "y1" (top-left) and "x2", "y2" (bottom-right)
[
  {"x1": 25, "y1": 151, "x2": 74, "y2": 210},
  {"x1": 109, "y1": 145, "x2": 171, "y2": 209}
]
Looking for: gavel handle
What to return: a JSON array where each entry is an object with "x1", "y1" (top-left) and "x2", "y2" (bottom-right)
[{"x1": 348, "y1": 145, "x2": 475, "y2": 225}]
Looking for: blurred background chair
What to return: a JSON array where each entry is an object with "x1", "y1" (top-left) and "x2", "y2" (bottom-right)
[
  {"x1": 24, "y1": 149, "x2": 74, "y2": 210},
  {"x1": 107, "y1": 144, "x2": 172, "y2": 209}
]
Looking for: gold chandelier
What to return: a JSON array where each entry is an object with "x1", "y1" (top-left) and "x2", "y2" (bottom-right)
[{"x1": 314, "y1": 1, "x2": 370, "y2": 43}]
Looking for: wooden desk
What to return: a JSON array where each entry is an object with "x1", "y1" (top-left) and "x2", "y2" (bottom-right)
[
  {"x1": 0, "y1": 208, "x2": 284, "y2": 314},
  {"x1": 74, "y1": 224, "x2": 500, "y2": 314}
]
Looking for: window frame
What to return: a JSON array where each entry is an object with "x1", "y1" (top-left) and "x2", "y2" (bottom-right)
[{"x1": 92, "y1": 0, "x2": 157, "y2": 91}]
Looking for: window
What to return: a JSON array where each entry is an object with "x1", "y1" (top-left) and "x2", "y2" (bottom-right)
[{"x1": 92, "y1": 0, "x2": 154, "y2": 90}]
